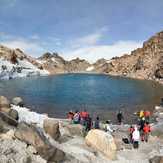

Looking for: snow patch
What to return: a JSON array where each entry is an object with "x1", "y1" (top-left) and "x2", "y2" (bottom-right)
[
  {"x1": 86, "y1": 66, "x2": 94, "y2": 71},
  {"x1": 0, "y1": 58, "x2": 49, "y2": 80},
  {"x1": 11, "y1": 105, "x2": 48, "y2": 128}
]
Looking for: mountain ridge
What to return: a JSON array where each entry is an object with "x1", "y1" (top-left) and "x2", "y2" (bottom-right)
[{"x1": 0, "y1": 30, "x2": 163, "y2": 83}]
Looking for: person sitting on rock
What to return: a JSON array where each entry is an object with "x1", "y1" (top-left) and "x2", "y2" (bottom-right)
[
  {"x1": 94, "y1": 116, "x2": 100, "y2": 129},
  {"x1": 143, "y1": 122, "x2": 151, "y2": 142},
  {"x1": 105, "y1": 120, "x2": 114, "y2": 134},
  {"x1": 129, "y1": 125, "x2": 134, "y2": 143},
  {"x1": 73, "y1": 110, "x2": 80, "y2": 124},
  {"x1": 132, "y1": 125, "x2": 140, "y2": 149}
]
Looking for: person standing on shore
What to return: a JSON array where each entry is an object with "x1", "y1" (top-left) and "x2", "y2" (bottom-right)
[
  {"x1": 85, "y1": 114, "x2": 92, "y2": 131},
  {"x1": 129, "y1": 125, "x2": 134, "y2": 143},
  {"x1": 73, "y1": 110, "x2": 80, "y2": 124},
  {"x1": 94, "y1": 116, "x2": 100, "y2": 129},
  {"x1": 139, "y1": 117, "x2": 146, "y2": 141},
  {"x1": 132, "y1": 125, "x2": 140, "y2": 149},
  {"x1": 117, "y1": 110, "x2": 123, "y2": 125},
  {"x1": 144, "y1": 110, "x2": 151, "y2": 123},
  {"x1": 143, "y1": 122, "x2": 151, "y2": 142}
]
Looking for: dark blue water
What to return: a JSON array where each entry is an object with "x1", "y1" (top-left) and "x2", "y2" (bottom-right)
[{"x1": 0, "y1": 74, "x2": 163, "y2": 122}]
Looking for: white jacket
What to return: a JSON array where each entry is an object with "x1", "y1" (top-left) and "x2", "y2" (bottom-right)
[{"x1": 132, "y1": 127, "x2": 140, "y2": 141}]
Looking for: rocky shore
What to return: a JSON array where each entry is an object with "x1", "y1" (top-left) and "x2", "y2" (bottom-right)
[{"x1": 1, "y1": 95, "x2": 163, "y2": 163}]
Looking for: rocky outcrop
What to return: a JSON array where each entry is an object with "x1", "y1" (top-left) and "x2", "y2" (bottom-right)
[
  {"x1": 12, "y1": 97, "x2": 24, "y2": 107},
  {"x1": 94, "y1": 31, "x2": 163, "y2": 83},
  {"x1": 43, "y1": 118, "x2": 60, "y2": 140},
  {"x1": 0, "y1": 45, "x2": 48, "y2": 80},
  {"x1": 0, "y1": 139, "x2": 46, "y2": 163},
  {"x1": 85, "y1": 129, "x2": 117, "y2": 160},
  {"x1": 0, "y1": 96, "x2": 10, "y2": 108},
  {"x1": 38, "y1": 53, "x2": 90, "y2": 74},
  {"x1": 15, "y1": 122, "x2": 65, "y2": 162}
]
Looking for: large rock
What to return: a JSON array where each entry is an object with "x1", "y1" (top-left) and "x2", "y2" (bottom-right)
[
  {"x1": 63, "y1": 124, "x2": 84, "y2": 137},
  {"x1": 85, "y1": 129, "x2": 117, "y2": 160},
  {"x1": 149, "y1": 156, "x2": 163, "y2": 163},
  {"x1": 0, "y1": 112, "x2": 18, "y2": 126},
  {"x1": 15, "y1": 122, "x2": 65, "y2": 162},
  {"x1": 0, "y1": 107, "x2": 11, "y2": 114},
  {"x1": 8, "y1": 109, "x2": 19, "y2": 121},
  {"x1": 12, "y1": 97, "x2": 24, "y2": 107},
  {"x1": 43, "y1": 118, "x2": 60, "y2": 140},
  {"x1": 0, "y1": 96, "x2": 10, "y2": 108},
  {"x1": 0, "y1": 139, "x2": 46, "y2": 163}
]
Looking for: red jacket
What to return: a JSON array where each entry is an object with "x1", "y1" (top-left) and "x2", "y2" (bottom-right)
[{"x1": 143, "y1": 124, "x2": 151, "y2": 133}]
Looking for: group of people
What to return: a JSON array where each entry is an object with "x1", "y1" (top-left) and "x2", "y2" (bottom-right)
[
  {"x1": 67, "y1": 110, "x2": 100, "y2": 131},
  {"x1": 67, "y1": 109, "x2": 152, "y2": 149},
  {"x1": 128, "y1": 110, "x2": 151, "y2": 149}
]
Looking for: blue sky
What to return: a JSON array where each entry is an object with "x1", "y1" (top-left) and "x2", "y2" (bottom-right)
[{"x1": 0, "y1": 0, "x2": 163, "y2": 62}]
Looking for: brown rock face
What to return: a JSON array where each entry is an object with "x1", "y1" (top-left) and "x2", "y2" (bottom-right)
[
  {"x1": 85, "y1": 129, "x2": 117, "y2": 160},
  {"x1": 94, "y1": 31, "x2": 163, "y2": 82},
  {"x1": 38, "y1": 53, "x2": 91, "y2": 74},
  {"x1": 0, "y1": 96, "x2": 10, "y2": 108},
  {"x1": 15, "y1": 122, "x2": 65, "y2": 162},
  {"x1": 43, "y1": 118, "x2": 60, "y2": 140}
]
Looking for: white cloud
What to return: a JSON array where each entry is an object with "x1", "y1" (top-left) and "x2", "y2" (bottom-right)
[
  {"x1": 63, "y1": 40, "x2": 143, "y2": 63},
  {"x1": 68, "y1": 26, "x2": 109, "y2": 49},
  {"x1": 1, "y1": 38, "x2": 46, "y2": 57}
]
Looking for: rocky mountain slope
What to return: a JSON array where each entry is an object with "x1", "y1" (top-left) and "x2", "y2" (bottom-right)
[
  {"x1": 38, "y1": 52, "x2": 90, "y2": 74},
  {"x1": 93, "y1": 31, "x2": 163, "y2": 83},
  {"x1": 1, "y1": 31, "x2": 163, "y2": 83},
  {"x1": 0, "y1": 45, "x2": 48, "y2": 79}
]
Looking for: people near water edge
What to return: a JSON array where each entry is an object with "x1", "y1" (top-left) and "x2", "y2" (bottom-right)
[
  {"x1": 132, "y1": 125, "x2": 140, "y2": 149},
  {"x1": 117, "y1": 110, "x2": 123, "y2": 125}
]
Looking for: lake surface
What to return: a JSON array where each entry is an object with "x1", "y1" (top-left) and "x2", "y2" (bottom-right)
[{"x1": 0, "y1": 74, "x2": 163, "y2": 122}]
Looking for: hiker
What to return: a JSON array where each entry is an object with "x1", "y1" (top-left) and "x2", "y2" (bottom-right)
[
  {"x1": 139, "y1": 110, "x2": 144, "y2": 119},
  {"x1": 85, "y1": 114, "x2": 92, "y2": 131},
  {"x1": 94, "y1": 116, "x2": 100, "y2": 129},
  {"x1": 129, "y1": 125, "x2": 134, "y2": 143},
  {"x1": 67, "y1": 110, "x2": 74, "y2": 121},
  {"x1": 80, "y1": 109, "x2": 89, "y2": 126},
  {"x1": 117, "y1": 111, "x2": 123, "y2": 125},
  {"x1": 143, "y1": 122, "x2": 151, "y2": 142},
  {"x1": 105, "y1": 120, "x2": 114, "y2": 133},
  {"x1": 132, "y1": 125, "x2": 140, "y2": 149},
  {"x1": 144, "y1": 110, "x2": 151, "y2": 123},
  {"x1": 160, "y1": 98, "x2": 163, "y2": 106},
  {"x1": 139, "y1": 117, "x2": 146, "y2": 141},
  {"x1": 73, "y1": 110, "x2": 80, "y2": 124}
]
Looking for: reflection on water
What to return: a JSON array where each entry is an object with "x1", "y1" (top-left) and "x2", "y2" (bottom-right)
[{"x1": 0, "y1": 73, "x2": 163, "y2": 122}]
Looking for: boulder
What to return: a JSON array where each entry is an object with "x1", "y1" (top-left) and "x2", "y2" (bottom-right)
[
  {"x1": 0, "y1": 96, "x2": 10, "y2": 108},
  {"x1": 0, "y1": 139, "x2": 46, "y2": 163},
  {"x1": 8, "y1": 109, "x2": 19, "y2": 121},
  {"x1": 0, "y1": 112, "x2": 18, "y2": 126},
  {"x1": 63, "y1": 124, "x2": 84, "y2": 137},
  {"x1": 12, "y1": 97, "x2": 24, "y2": 107},
  {"x1": 0, "y1": 107, "x2": 11, "y2": 114},
  {"x1": 85, "y1": 129, "x2": 117, "y2": 160},
  {"x1": 149, "y1": 156, "x2": 163, "y2": 163},
  {"x1": 15, "y1": 122, "x2": 65, "y2": 162},
  {"x1": 43, "y1": 118, "x2": 60, "y2": 140}
]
